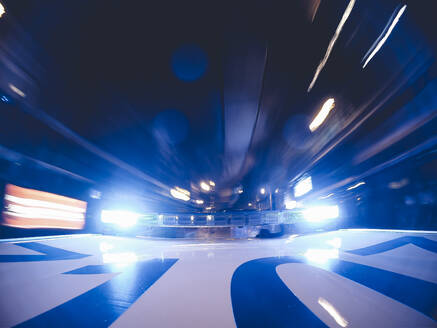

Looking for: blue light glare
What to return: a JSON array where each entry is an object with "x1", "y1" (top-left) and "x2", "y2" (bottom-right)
[
  {"x1": 102, "y1": 252, "x2": 138, "y2": 267},
  {"x1": 303, "y1": 205, "x2": 339, "y2": 222},
  {"x1": 294, "y1": 176, "x2": 312, "y2": 197},
  {"x1": 1, "y1": 95, "x2": 10, "y2": 103},
  {"x1": 304, "y1": 248, "x2": 339, "y2": 264},
  {"x1": 153, "y1": 109, "x2": 189, "y2": 145},
  {"x1": 171, "y1": 45, "x2": 208, "y2": 81},
  {"x1": 101, "y1": 209, "x2": 141, "y2": 228}
]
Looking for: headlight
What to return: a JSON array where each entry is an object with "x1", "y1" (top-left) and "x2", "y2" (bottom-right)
[
  {"x1": 100, "y1": 209, "x2": 141, "y2": 228},
  {"x1": 302, "y1": 205, "x2": 339, "y2": 222}
]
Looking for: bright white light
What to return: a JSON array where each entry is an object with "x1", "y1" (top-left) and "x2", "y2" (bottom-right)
[
  {"x1": 303, "y1": 205, "x2": 339, "y2": 222},
  {"x1": 294, "y1": 176, "x2": 312, "y2": 197},
  {"x1": 362, "y1": 5, "x2": 407, "y2": 68},
  {"x1": 9, "y1": 84, "x2": 26, "y2": 98},
  {"x1": 190, "y1": 215, "x2": 195, "y2": 221},
  {"x1": 237, "y1": 187, "x2": 243, "y2": 194},
  {"x1": 205, "y1": 206, "x2": 212, "y2": 210},
  {"x1": 275, "y1": 188, "x2": 279, "y2": 193},
  {"x1": 103, "y1": 252, "x2": 138, "y2": 265},
  {"x1": 200, "y1": 181, "x2": 211, "y2": 192},
  {"x1": 304, "y1": 248, "x2": 339, "y2": 264},
  {"x1": 0, "y1": 3, "x2": 5, "y2": 18},
  {"x1": 206, "y1": 215, "x2": 213, "y2": 221},
  {"x1": 346, "y1": 181, "x2": 365, "y2": 190},
  {"x1": 260, "y1": 187, "x2": 266, "y2": 195},
  {"x1": 308, "y1": 0, "x2": 356, "y2": 92},
  {"x1": 5, "y1": 204, "x2": 84, "y2": 221},
  {"x1": 248, "y1": 202, "x2": 252, "y2": 207},
  {"x1": 326, "y1": 237, "x2": 342, "y2": 249},
  {"x1": 284, "y1": 199, "x2": 297, "y2": 210},
  {"x1": 5, "y1": 194, "x2": 86, "y2": 213},
  {"x1": 170, "y1": 187, "x2": 190, "y2": 201},
  {"x1": 194, "y1": 199, "x2": 204, "y2": 205},
  {"x1": 309, "y1": 98, "x2": 335, "y2": 132},
  {"x1": 209, "y1": 180, "x2": 215, "y2": 187},
  {"x1": 318, "y1": 297, "x2": 348, "y2": 327},
  {"x1": 100, "y1": 209, "x2": 141, "y2": 227},
  {"x1": 99, "y1": 241, "x2": 114, "y2": 253}
]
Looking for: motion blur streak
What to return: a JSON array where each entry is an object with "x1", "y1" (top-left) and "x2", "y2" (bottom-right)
[
  {"x1": 362, "y1": 5, "x2": 407, "y2": 68},
  {"x1": 2, "y1": 184, "x2": 86, "y2": 229},
  {"x1": 309, "y1": 98, "x2": 335, "y2": 132},
  {"x1": 346, "y1": 181, "x2": 365, "y2": 190},
  {"x1": 294, "y1": 176, "x2": 313, "y2": 197},
  {"x1": 307, "y1": 0, "x2": 355, "y2": 92},
  {"x1": 170, "y1": 187, "x2": 190, "y2": 201},
  {"x1": 318, "y1": 297, "x2": 349, "y2": 327},
  {"x1": 4, "y1": 194, "x2": 86, "y2": 213},
  {"x1": 200, "y1": 181, "x2": 211, "y2": 192},
  {"x1": 319, "y1": 193, "x2": 334, "y2": 199},
  {"x1": 5, "y1": 204, "x2": 85, "y2": 220},
  {"x1": 8, "y1": 83, "x2": 26, "y2": 97}
]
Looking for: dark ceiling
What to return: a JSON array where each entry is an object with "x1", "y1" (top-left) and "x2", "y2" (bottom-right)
[{"x1": 0, "y1": 0, "x2": 436, "y2": 211}]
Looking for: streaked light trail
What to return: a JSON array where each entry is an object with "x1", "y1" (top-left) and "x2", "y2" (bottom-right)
[
  {"x1": 307, "y1": 0, "x2": 356, "y2": 92},
  {"x1": 318, "y1": 297, "x2": 349, "y2": 327},
  {"x1": 170, "y1": 187, "x2": 190, "y2": 201},
  {"x1": 200, "y1": 181, "x2": 211, "y2": 192},
  {"x1": 309, "y1": 98, "x2": 335, "y2": 132},
  {"x1": 362, "y1": 5, "x2": 407, "y2": 68},
  {"x1": 346, "y1": 181, "x2": 365, "y2": 190},
  {"x1": 9, "y1": 84, "x2": 26, "y2": 98},
  {"x1": 294, "y1": 176, "x2": 313, "y2": 197}
]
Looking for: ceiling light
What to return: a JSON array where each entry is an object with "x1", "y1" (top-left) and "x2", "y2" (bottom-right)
[
  {"x1": 0, "y1": 3, "x2": 5, "y2": 18},
  {"x1": 170, "y1": 187, "x2": 190, "y2": 201},
  {"x1": 200, "y1": 181, "x2": 211, "y2": 192},
  {"x1": 309, "y1": 98, "x2": 335, "y2": 132}
]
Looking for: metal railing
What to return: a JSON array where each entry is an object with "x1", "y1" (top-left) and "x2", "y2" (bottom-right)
[{"x1": 135, "y1": 210, "x2": 301, "y2": 228}]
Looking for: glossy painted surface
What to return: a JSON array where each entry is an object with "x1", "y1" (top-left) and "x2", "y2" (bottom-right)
[{"x1": 0, "y1": 229, "x2": 436, "y2": 327}]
